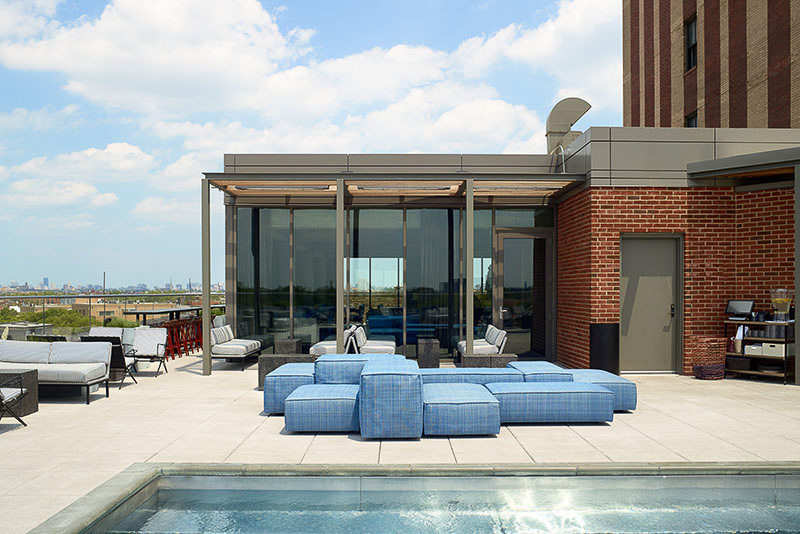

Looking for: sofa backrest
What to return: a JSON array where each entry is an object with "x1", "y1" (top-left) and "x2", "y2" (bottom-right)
[
  {"x1": 88, "y1": 326, "x2": 123, "y2": 339},
  {"x1": 494, "y1": 330, "x2": 507, "y2": 352},
  {"x1": 485, "y1": 325, "x2": 499, "y2": 344},
  {"x1": 353, "y1": 326, "x2": 367, "y2": 349},
  {"x1": 50, "y1": 341, "x2": 111, "y2": 366},
  {"x1": 211, "y1": 325, "x2": 234, "y2": 346},
  {"x1": 0, "y1": 339, "x2": 51, "y2": 364},
  {"x1": 132, "y1": 328, "x2": 167, "y2": 356}
]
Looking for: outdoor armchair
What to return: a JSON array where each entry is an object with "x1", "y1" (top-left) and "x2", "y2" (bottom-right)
[
  {"x1": 128, "y1": 328, "x2": 169, "y2": 376},
  {"x1": 353, "y1": 326, "x2": 396, "y2": 354},
  {"x1": 309, "y1": 325, "x2": 357, "y2": 355},
  {"x1": 456, "y1": 324, "x2": 507, "y2": 357},
  {"x1": 81, "y1": 335, "x2": 137, "y2": 389},
  {"x1": 0, "y1": 374, "x2": 27, "y2": 427}
]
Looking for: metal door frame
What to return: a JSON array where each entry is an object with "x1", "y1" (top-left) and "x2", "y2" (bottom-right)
[
  {"x1": 492, "y1": 228, "x2": 555, "y2": 360},
  {"x1": 619, "y1": 233, "x2": 684, "y2": 373}
]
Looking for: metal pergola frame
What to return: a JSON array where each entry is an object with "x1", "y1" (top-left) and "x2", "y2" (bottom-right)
[{"x1": 200, "y1": 173, "x2": 584, "y2": 375}]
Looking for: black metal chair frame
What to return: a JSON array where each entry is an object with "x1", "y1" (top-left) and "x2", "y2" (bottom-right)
[
  {"x1": 81, "y1": 336, "x2": 137, "y2": 389},
  {"x1": 0, "y1": 374, "x2": 28, "y2": 427},
  {"x1": 128, "y1": 344, "x2": 168, "y2": 376}
]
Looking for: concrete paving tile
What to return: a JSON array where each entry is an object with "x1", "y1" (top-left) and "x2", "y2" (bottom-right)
[
  {"x1": 10, "y1": 468, "x2": 117, "y2": 497},
  {"x1": 302, "y1": 434, "x2": 380, "y2": 464},
  {"x1": 0, "y1": 494, "x2": 82, "y2": 534},
  {"x1": 449, "y1": 427, "x2": 532, "y2": 464},
  {"x1": 0, "y1": 469, "x2": 47, "y2": 495},
  {"x1": 2, "y1": 450, "x2": 79, "y2": 471},
  {"x1": 379, "y1": 437, "x2": 455, "y2": 464}
]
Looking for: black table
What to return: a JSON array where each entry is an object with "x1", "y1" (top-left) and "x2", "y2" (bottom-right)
[{"x1": 123, "y1": 304, "x2": 225, "y2": 325}]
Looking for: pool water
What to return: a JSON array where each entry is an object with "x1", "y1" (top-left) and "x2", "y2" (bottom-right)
[{"x1": 107, "y1": 475, "x2": 800, "y2": 534}]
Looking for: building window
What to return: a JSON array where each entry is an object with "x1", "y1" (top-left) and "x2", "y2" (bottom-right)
[
  {"x1": 685, "y1": 16, "x2": 697, "y2": 71},
  {"x1": 685, "y1": 112, "x2": 698, "y2": 128}
]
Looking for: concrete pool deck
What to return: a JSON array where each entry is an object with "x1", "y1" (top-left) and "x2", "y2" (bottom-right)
[{"x1": 2, "y1": 354, "x2": 800, "y2": 533}]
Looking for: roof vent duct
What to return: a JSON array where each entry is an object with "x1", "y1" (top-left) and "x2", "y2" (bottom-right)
[{"x1": 546, "y1": 97, "x2": 591, "y2": 154}]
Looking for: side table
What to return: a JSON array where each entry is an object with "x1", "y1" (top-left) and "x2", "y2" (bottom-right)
[
  {"x1": 275, "y1": 338, "x2": 302, "y2": 354},
  {"x1": 0, "y1": 369, "x2": 39, "y2": 416},
  {"x1": 416, "y1": 338, "x2": 440, "y2": 368}
]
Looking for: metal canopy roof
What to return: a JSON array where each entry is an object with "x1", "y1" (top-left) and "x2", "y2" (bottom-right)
[
  {"x1": 204, "y1": 172, "x2": 584, "y2": 200},
  {"x1": 687, "y1": 146, "x2": 800, "y2": 184}
]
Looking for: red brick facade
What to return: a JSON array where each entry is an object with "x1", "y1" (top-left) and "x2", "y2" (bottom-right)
[{"x1": 556, "y1": 186, "x2": 794, "y2": 374}]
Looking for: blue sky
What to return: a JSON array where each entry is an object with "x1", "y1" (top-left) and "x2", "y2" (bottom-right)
[{"x1": 0, "y1": 0, "x2": 622, "y2": 289}]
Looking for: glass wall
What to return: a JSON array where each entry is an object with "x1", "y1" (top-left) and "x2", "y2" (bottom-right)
[
  {"x1": 349, "y1": 210, "x2": 403, "y2": 347},
  {"x1": 293, "y1": 210, "x2": 337, "y2": 346},
  {"x1": 406, "y1": 209, "x2": 459, "y2": 355},
  {"x1": 473, "y1": 209, "x2": 493, "y2": 334},
  {"x1": 236, "y1": 207, "x2": 290, "y2": 350}
]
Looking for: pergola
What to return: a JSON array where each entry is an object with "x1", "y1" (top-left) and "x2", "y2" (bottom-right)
[{"x1": 199, "y1": 170, "x2": 584, "y2": 375}]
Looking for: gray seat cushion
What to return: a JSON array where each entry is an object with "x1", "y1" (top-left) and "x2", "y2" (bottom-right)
[
  {"x1": 0, "y1": 362, "x2": 106, "y2": 384},
  {"x1": 211, "y1": 339, "x2": 261, "y2": 356},
  {"x1": 0, "y1": 387, "x2": 23, "y2": 402},
  {"x1": 360, "y1": 341, "x2": 396, "y2": 354},
  {"x1": 0, "y1": 339, "x2": 51, "y2": 363},
  {"x1": 309, "y1": 341, "x2": 337, "y2": 356}
]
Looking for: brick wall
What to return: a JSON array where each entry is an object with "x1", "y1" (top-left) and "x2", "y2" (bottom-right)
[{"x1": 734, "y1": 187, "x2": 795, "y2": 309}]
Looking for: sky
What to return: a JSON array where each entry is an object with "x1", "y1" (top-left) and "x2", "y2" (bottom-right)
[{"x1": 0, "y1": 0, "x2": 623, "y2": 289}]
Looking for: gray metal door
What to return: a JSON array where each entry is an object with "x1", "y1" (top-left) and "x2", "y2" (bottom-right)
[{"x1": 620, "y1": 237, "x2": 679, "y2": 372}]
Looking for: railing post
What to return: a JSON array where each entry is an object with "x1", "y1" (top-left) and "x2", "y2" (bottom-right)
[{"x1": 201, "y1": 177, "x2": 212, "y2": 375}]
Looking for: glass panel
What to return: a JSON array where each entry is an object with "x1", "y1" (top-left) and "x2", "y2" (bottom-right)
[
  {"x1": 495, "y1": 208, "x2": 553, "y2": 228},
  {"x1": 502, "y1": 237, "x2": 547, "y2": 359},
  {"x1": 473, "y1": 210, "x2": 492, "y2": 336},
  {"x1": 407, "y1": 209, "x2": 458, "y2": 357},
  {"x1": 235, "y1": 208, "x2": 255, "y2": 340},
  {"x1": 293, "y1": 210, "x2": 336, "y2": 348},
  {"x1": 258, "y1": 208, "x2": 289, "y2": 349},
  {"x1": 349, "y1": 209, "x2": 403, "y2": 348}
]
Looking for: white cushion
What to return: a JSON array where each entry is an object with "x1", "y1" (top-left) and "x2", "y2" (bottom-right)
[
  {"x1": 132, "y1": 328, "x2": 167, "y2": 357},
  {"x1": 0, "y1": 362, "x2": 106, "y2": 383},
  {"x1": 354, "y1": 327, "x2": 367, "y2": 348},
  {"x1": 0, "y1": 387, "x2": 23, "y2": 402},
  {"x1": 51, "y1": 342, "x2": 111, "y2": 365},
  {"x1": 122, "y1": 328, "x2": 136, "y2": 347},
  {"x1": 484, "y1": 325, "x2": 499, "y2": 345},
  {"x1": 494, "y1": 330, "x2": 507, "y2": 351},
  {"x1": 0, "y1": 340, "x2": 51, "y2": 364},
  {"x1": 456, "y1": 339, "x2": 492, "y2": 353},
  {"x1": 469, "y1": 343, "x2": 499, "y2": 355},
  {"x1": 88, "y1": 327, "x2": 123, "y2": 339},
  {"x1": 211, "y1": 338, "x2": 260, "y2": 356},
  {"x1": 360, "y1": 342, "x2": 396, "y2": 354},
  {"x1": 310, "y1": 341, "x2": 337, "y2": 356}
]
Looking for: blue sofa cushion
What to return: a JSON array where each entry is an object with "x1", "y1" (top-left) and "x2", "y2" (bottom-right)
[
  {"x1": 315, "y1": 353, "x2": 405, "y2": 384},
  {"x1": 359, "y1": 359, "x2": 423, "y2": 439},
  {"x1": 263, "y1": 363, "x2": 315, "y2": 414},
  {"x1": 485, "y1": 382, "x2": 614, "y2": 423},
  {"x1": 422, "y1": 383, "x2": 500, "y2": 436},
  {"x1": 506, "y1": 361, "x2": 573, "y2": 382},
  {"x1": 564, "y1": 369, "x2": 638, "y2": 411},
  {"x1": 284, "y1": 384, "x2": 360, "y2": 433},
  {"x1": 419, "y1": 367, "x2": 523, "y2": 385}
]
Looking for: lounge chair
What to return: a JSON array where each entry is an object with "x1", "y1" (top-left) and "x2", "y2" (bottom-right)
[
  {"x1": 0, "y1": 374, "x2": 27, "y2": 427},
  {"x1": 210, "y1": 325, "x2": 261, "y2": 370},
  {"x1": 128, "y1": 328, "x2": 169, "y2": 376},
  {"x1": 456, "y1": 324, "x2": 507, "y2": 357},
  {"x1": 353, "y1": 326, "x2": 396, "y2": 354},
  {"x1": 81, "y1": 335, "x2": 137, "y2": 389},
  {"x1": 309, "y1": 325, "x2": 356, "y2": 355}
]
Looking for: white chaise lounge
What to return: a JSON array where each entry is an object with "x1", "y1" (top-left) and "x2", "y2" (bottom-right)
[
  {"x1": 456, "y1": 324, "x2": 508, "y2": 358},
  {"x1": 353, "y1": 326, "x2": 396, "y2": 354},
  {"x1": 309, "y1": 325, "x2": 357, "y2": 356},
  {"x1": 210, "y1": 325, "x2": 262, "y2": 370}
]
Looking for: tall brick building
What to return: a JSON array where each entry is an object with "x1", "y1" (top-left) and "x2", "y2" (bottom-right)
[{"x1": 623, "y1": 0, "x2": 799, "y2": 128}]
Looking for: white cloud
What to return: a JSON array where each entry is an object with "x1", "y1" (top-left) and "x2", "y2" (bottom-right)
[
  {"x1": 0, "y1": 105, "x2": 79, "y2": 131},
  {"x1": 1, "y1": 179, "x2": 101, "y2": 207},
  {"x1": 132, "y1": 196, "x2": 197, "y2": 224},
  {"x1": 23, "y1": 213, "x2": 94, "y2": 231},
  {"x1": 10, "y1": 142, "x2": 156, "y2": 183},
  {"x1": 90, "y1": 192, "x2": 118, "y2": 206},
  {"x1": 0, "y1": 0, "x2": 61, "y2": 39}
]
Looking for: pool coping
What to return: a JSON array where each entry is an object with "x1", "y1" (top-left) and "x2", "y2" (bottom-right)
[{"x1": 29, "y1": 461, "x2": 800, "y2": 534}]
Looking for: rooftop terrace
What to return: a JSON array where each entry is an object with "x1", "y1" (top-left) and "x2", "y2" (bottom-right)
[{"x1": 2, "y1": 356, "x2": 800, "y2": 533}]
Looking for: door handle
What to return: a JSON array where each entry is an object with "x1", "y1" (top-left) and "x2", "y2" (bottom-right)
[{"x1": 670, "y1": 304, "x2": 676, "y2": 317}]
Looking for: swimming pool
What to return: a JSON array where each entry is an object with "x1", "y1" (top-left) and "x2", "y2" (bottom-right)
[{"x1": 103, "y1": 471, "x2": 800, "y2": 533}]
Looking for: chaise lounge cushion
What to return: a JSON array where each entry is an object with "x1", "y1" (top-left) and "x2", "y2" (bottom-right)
[
  {"x1": 87, "y1": 327, "x2": 123, "y2": 339},
  {"x1": 422, "y1": 383, "x2": 500, "y2": 436},
  {"x1": 211, "y1": 338, "x2": 261, "y2": 356},
  {"x1": 563, "y1": 369, "x2": 638, "y2": 411},
  {"x1": 507, "y1": 361, "x2": 573, "y2": 382},
  {"x1": 485, "y1": 382, "x2": 614, "y2": 423},
  {"x1": 419, "y1": 367, "x2": 524, "y2": 385},
  {"x1": 263, "y1": 362, "x2": 315, "y2": 414},
  {"x1": 456, "y1": 340, "x2": 498, "y2": 355},
  {"x1": 359, "y1": 358, "x2": 423, "y2": 439},
  {"x1": 0, "y1": 361, "x2": 107, "y2": 384},
  {"x1": 284, "y1": 384, "x2": 360, "y2": 433},
  {"x1": 0, "y1": 340, "x2": 51, "y2": 363}
]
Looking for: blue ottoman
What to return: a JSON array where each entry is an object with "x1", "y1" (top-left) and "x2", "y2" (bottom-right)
[
  {"x1": 420, "y1": 367, "x2": 523, "y2": 385},
  {"x1": 485, "y1": 382, "x2": 614, "y2": 423},
  {"x1": 507, "y1": 361, "x2": 573, "y2": 382},
  {"x1": 315, "y1": 353, "x2": 405, "y2": 384},
  {"x1": 564, "y1": 369, "x2": 638, "y2": 411},
  {"x1": 359, "y1": 359, "x2": 423, "y2": 439},
  {"x1": 263, "y1": 363, "x2": 315, "y2": 414},
  {"x1": 423, "y1": 383, "x2": 500, "y2": 436},
  {"x1": 284, "y1": 384, "x2": 360, "y2": 433}
]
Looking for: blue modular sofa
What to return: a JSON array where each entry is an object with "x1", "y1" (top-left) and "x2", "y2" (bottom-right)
[{"x1": 264, "y1": 357, "x2": 637, "y2": 437}]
